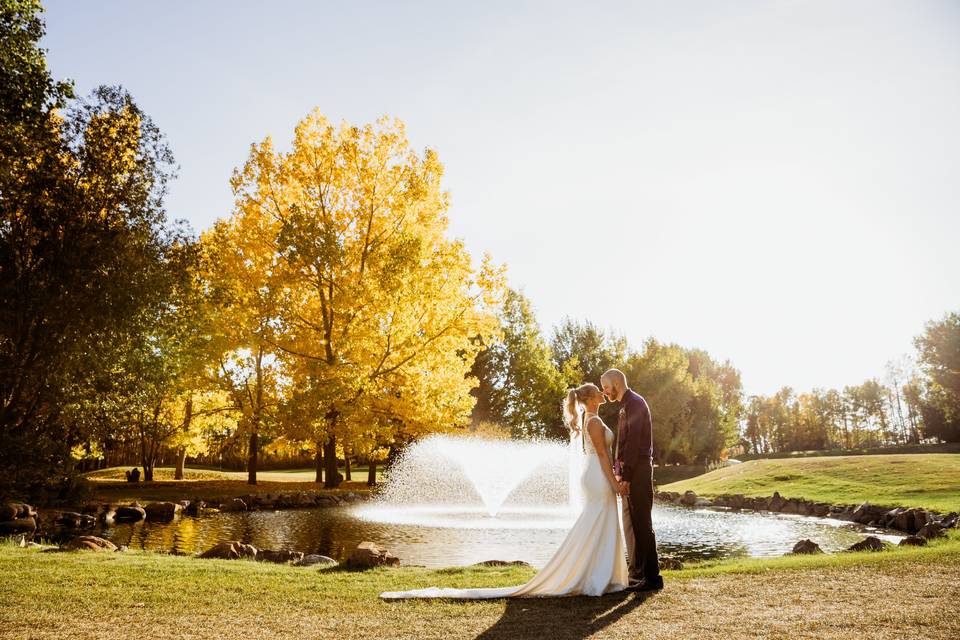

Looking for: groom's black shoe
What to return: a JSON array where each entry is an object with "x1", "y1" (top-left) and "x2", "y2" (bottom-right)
[{"x1": 625, "y1": 577, "x2": 664, "y2": 592}]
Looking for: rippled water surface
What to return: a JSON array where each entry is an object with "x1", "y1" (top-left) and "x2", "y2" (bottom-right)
[{"x1": 91, "y1": 503, "x2": 903, "y2": 568}]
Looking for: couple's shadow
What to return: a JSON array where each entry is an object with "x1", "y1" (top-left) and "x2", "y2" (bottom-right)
[{"x1": 473, "y1": 590, "x2": 654, "y2": 640}]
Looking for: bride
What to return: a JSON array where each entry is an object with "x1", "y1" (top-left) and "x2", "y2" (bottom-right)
[{"x1": 380, "y1": 383, "x2": 628, "y2": 599}]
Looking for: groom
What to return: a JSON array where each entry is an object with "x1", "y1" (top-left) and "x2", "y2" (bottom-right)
[{"x1": 600, "y1": 368, "x2": 663, "y2": 592}]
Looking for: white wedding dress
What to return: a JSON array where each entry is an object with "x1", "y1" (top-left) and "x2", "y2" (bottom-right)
[{"x1": 380, "y1": 417, "x2": 629, "y2": 599}]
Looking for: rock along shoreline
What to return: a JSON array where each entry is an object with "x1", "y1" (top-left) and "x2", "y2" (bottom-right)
[
  {"x1": 0, "y1": 490, "x2": 370, "y2": 539},
  {"x1": 655, "y1": 489, "x2": 959, "y2": 536}
]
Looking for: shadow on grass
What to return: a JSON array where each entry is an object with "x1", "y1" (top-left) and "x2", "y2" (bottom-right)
[{"x1": 473, "y1": 590, "x2": 654, "y2": 640}]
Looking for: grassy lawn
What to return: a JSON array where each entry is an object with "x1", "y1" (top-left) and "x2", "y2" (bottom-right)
[
  {"x1": 2, "y1": 534, "x2": 958, "y2": 640},
  {"x1": 736, "y1": 442, "x2": 960, "y2": 461},
  {"x1": 83, "y1": 466, "x2": 374, "y2": 503},
  {"x1": 660, "y1": 453, "x2": 960, "y2": 513}
]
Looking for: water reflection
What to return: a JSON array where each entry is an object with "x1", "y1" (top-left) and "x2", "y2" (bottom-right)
[{"x1": 89, "y1": 502, "x2": 903, "y2": 568}]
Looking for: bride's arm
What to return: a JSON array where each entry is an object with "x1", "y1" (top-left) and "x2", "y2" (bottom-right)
[{"x1": 587, "y1": 417, "x2": 621, "y2": 496}]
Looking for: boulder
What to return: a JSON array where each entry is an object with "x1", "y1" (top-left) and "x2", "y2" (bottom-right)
[
  {"x1": 113, "y1": 505, "x2": 146, "y2": 523},
  {"x1": 916, "y1": 522, "x2": 946, "y2": 540},
  {"x1": 812, "y1": 503, "x2": 831, "y2": 518},
  {"x1": 851, "y1": 502, "x2": 874, "y2": 524},
  {"x1": 913, "y1": 509, "x2": 931, "y2": 532},
  {"x1": 199, "y1": 541, "x2": 258, "y2": 560},
  {"x1": 790, "y1": 539, "x2": 823, "y2": 555},
  {"x1": 781, "y1": 500, "x2": 800, "y2": 515},
  {"x1": 941, "y1": 513, "x2": 958, "y2": 529},
  {"x1": 693, "y1": 497, "x2": 713, "y2": 508},
  {"x1": 898, "y1": 536, "x2": 927, "y2": 547},
  {"x1": 0, "y1": 503, "x2": 36, "y2": 521},
  {"x1": 61, "y1": 535, "x2": 118, "y2": 552},
  {"x1": 219, "y1": 498, "x2": 247, "y2": 513},
  {"x1": 294, "y1": 492, "x2": 316, "y2": 507},
  {"x1": 830, "y1": 505, "x2": 854, "y2": 520},
  {"x1": 680, "y1": 491, "x2": 698, "y2": 507},
  {"x1": 346, "y1": 542, "x2": 399, "y2": 569},
  {"x1": 892, "y1": 509, "x2": 916, "y2": 532},
  {"x1": 184, "y1": 500, "x2": 206, "y2": 516},
  {"x1": 0, "y1": 517, "x2": 36, "y2": 536},
  {"x1": 295, "y1": 554, "x2": 338, "y2": 567},
  {"x1": 144, "y1": 502, "x2": 182, "y2": 522},
  {"x1": 882, "y1": 507, "x2": 904, "y2": 527},
  {"x1": 846, "y1": 536, "x2": 888, "y2": 552},
  {"x1": 768, "y1": 492, "x2": 786, "y2": 512},
  {"x1": 257, "y1": 549, "x2": 305, "y2": 564},
  {"x1": 658, "y1": 557, "x2": 684, "y2": 570},
  {"x1": 473, "y1": 560, "x2": 532, "y2": 567},
  {"x1": 54, "y1": 512, "x2": 96, "y2": 529}
]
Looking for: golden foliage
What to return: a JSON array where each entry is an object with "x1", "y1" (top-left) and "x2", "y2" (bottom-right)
[{"x1": 205, "y1": 110, "x2": 504, "y2": 462}]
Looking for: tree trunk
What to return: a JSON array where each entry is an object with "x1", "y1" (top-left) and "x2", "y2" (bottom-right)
[
  {"x1": 175, "y1": 396, "x2": 193, "y2": 480},
  {"x1": 314, "y1": 441, "x2": 324, "y2": 484},
  {"x1": 175, "y1": 447, "x2": 187, "y2": 480},
  {"x1": 247, "y1": 431, "x2": 258, "y2": 485},
  {"x1": 248, "y1": 345, "x2": 264, "y2": 486},
  {"x1": 367, "y1": 460, "x2": 377, "y2": 486},
  {"x1": 139, "y1": 417, "x2": 153, "y2": 482},
  {"x1": 344, "y1": 452, "x2": 351, "y2": 481},
  {"x1": 323, "y1": 434, "x2": 338, "y2": 489}
]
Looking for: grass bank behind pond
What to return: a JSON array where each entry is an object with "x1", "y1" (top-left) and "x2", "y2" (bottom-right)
[
  {"x1": 660, "y1": 453, "x2": 960, "y2": 513},
  {"x1": 83, "y1": 466, "x2": 373, "y2": 503},
  {"x1": 2, "y1": 534, "x2": 959, "y2": 640}
]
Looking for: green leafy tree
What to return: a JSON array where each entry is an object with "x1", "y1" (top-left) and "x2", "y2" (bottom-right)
[
  {"x1": 915, "y1": 312, "x2": 960, "y2": 442},
  {"x1": 470, "y1": 289, "x2": 565, "y2": 439},
  {"x1": 0, "y1": 2, "x2": 178, "y2": 499}
]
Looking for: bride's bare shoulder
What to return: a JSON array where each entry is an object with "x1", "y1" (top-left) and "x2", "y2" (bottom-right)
[{"x1": 585, "y1": 415, "x2": 607, "y2": 435}]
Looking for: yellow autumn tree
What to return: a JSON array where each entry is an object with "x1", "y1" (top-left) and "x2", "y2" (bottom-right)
[
  {"x1": 201, "y1": 191, "x2": 290, "y2": 485},
  {"x1": 230, "y1": 110, "x2": 503, "y2": 487}
]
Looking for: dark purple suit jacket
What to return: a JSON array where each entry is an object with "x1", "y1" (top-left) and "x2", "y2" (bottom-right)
[{"x1": 614, "y1": 388, "x2": 653, "y2": 482}]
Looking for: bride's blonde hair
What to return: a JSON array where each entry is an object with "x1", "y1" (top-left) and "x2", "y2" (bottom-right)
[{"x1": 563, "y1": 383, "x2": 601, "y2": 432}]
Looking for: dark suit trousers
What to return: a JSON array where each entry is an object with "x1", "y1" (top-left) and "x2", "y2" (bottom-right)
[{"x1": 622, "y1": 462, "x2": 660, "y2": 582}]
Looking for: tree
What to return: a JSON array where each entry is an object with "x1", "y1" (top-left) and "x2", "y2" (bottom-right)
[
  {"x1": 226, "y1": 110, "x2": 502, "y2": 486},
  {"x1": 624, "y1": 340, "x2": 695, "y2": 464},
  {"x1": 470, "y1": 289, "x2": 565, "y2": 439},
  {"x1": 550, "y1": 319, "x2": 627, "y2": 386},
  {"x1": 202, "y1": 206, "x2": 289, "y2": 485},
  {"x1": 914, "y1": 312, "x2": 960, "y2": 442},
  {"x1": 0, "y1": 2, "x2": 178, "y2": 499}
]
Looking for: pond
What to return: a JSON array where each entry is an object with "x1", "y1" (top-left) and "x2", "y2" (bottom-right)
[
  {"x1": 85, "y1": 436, "x2": 906, "y2": 566},
  {"x1": 90, "y1": 502, "x2": 903, "y2": 568}
]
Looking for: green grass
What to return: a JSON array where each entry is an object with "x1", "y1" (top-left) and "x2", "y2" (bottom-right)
[
  {"x1": 85, "y1": 465, "x2": 377, "y2": 483},
  {"x1": 2, "y1": 534, "x2": 958, "y2": 639},
  {"x1": 83, "y1": 466, "x2": 374, "y2": 503},
  {"x1": 661, "y1": 453, "x2": 960, "y2": 513},
  {"x1": 736, "y1": 442, "x2": 960, "y2": 461}
]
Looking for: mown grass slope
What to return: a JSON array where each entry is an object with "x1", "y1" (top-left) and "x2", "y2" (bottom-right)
[{"x1": 661, "y1": 453, "x2": 960, "y2": 512}]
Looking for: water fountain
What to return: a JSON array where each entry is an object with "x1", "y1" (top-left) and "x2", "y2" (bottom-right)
[{"x1": 354, "y1": 434, "x2": 582, "y2": 529}]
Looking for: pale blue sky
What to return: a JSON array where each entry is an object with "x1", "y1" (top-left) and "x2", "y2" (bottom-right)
[{"x1": 42, "y1": 1, "x2": 960, "y2": 395}]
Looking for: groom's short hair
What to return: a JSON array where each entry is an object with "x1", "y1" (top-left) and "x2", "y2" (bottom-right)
[{"x1": 601, "y1": 368, "x2": 627, "y2": 390}]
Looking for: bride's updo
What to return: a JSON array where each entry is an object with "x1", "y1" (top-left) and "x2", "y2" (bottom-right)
[{"x1": 563, "y1": 383, "x2": 601, "y2": 432}]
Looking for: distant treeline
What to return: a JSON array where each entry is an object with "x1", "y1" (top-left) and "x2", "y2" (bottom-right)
[{"x1": 469, "y1": 290, "x2": 960, "y2": 464}]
